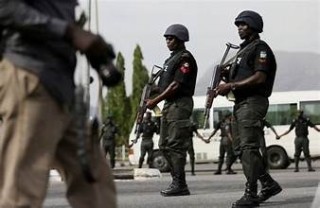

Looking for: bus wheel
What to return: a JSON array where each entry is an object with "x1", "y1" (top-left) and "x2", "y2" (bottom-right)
[
  {"x1": 267, "y1": 146, "x2": 290, "y2": 169},
  {"x1": 151, "y1": 150, "x2": 171, "y2": 172}
]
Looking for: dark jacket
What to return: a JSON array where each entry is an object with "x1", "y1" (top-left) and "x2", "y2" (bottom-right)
[{"x1": 0, "y1": 0, "x2": 77, "y2": 105}]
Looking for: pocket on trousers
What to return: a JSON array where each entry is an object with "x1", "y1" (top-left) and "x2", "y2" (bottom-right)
[
  {"x1": 167, "y1": 119, "x2": 192, "y2": 151},
  {"x1": 238, "y1": 119, "x2": 262, "y2": 147}
]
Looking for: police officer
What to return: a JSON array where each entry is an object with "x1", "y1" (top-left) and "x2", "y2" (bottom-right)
[
  {"x1": 188, "y1": 121, "x2": 205, "y2": 176},
  {"x1": 146, "y1": 24, "x2": 198, "y2": 196},
  {"x1": 205, "y1": 112, "x2": 237, "y2": 175},
  {"x1": 261, "y1": 118, "x2": 280, "y2": 171},
  {"x1": 215, "y1": 10, "x2": 282, "y2": 207},
  {"x1": 134, "y1": 112, "x2": 158, "y2": 168},
  {"x1": 100, "y1": 115, "x2": 118, "y2": 168},
  {"x1": 278, "y1": 110, "x2": 320, "y2": 172}
]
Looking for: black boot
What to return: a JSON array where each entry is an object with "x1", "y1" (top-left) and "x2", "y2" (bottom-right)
[
  {"x1": 226, "y1": 158, "x2": 237, "y2": 174},
  {"x1": 160, "y1": 181, "x2": 190, "y2": 197},
  {"x1": 257, "y1": 173, "x2": 282, "y2": 203},
  {"x1": 161, "y1": 152, "x2": 175, "y2": 192},
  {"x1": 306, "y1": 157, "x2": 315, "y2": 172},
  {"x1": 138, "y1": 157, "x2": 144, "y2": 168},
  {"x1": 147, "y1": 155, "x2": 153, "y2": 168},
  {"x1": 232, "y1": 182, "x2": 259, "y2": 207},
  {"x1": 161, "y1": 154, "x2": 190, "y2": 197},
  {"x1": 190, "y1": 158, "x2": 196, "y2": 176},
  {"x1": 226, "y1": 169, "x2": 237, "y2": 175},
  {"x1": 294, "y1": 157, "x2": 299, "y2": 172},
  {"x1": 214, "y1": 160, "x2": 223, "y2": 175}
]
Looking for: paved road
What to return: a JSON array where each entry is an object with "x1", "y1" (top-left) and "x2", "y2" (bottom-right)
[{"x1": 44, "y1": 161, "x2": 320, "y2": 208}]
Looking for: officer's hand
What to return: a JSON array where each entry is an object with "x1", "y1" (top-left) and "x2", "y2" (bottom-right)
[
  {"x1": 214, "y1": 83, "x2": 231, "y2": 96},
  {"x1": 65, "y1": 24, "x2": 122, "y2": 87},
  {"x1": 146, "y1": 99, "x2": 157, "y2": 110}
]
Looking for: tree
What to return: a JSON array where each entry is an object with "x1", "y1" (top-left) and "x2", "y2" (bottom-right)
[
  {"x1": 102, "y1": 45, "x2": 149, "y2": 146},
  {"x1": 130, "y1": 44, "x2": 149, "y2": 127},
  {"x1": 104, "y1": 52, "x2": 131, "y2": 145}
]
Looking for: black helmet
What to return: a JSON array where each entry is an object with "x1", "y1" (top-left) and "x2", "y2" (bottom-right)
[
  {"x1": 234, "y1": 10, "x2": 263, "y2": 33},
  {"x1": 164, "y1": 24, "x2": 189, "y2": 42}
]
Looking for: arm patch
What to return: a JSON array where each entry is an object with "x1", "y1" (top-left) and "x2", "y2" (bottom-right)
[{"x1": 180, "y1": 62, "x2": 191, "y2": 74}]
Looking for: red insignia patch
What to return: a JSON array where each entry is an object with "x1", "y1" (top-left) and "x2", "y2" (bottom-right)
[{"x1": 180, "y1": 62, "x2": 190, "y2": 74}]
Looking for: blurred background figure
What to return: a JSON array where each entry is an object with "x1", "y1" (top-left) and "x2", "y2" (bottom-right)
[
  {"x1": 133, "y1": 111, "x2": 159, "y2": 168},
  {"x1": 278, "y1": 110, "x2": 320, "y2": 172},
  {"x1": 100, "y1": 115, "x2": 119, "y2": 168}
]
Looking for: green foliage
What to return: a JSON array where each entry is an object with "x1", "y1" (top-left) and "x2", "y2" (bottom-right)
[
  {"x1": 102, "y1": 45, "x2": 149, "y2": 146},
  {"x1": 130, "y1": 44, "x2": 149, "y2": 128},
  {"x1": 104, "y1": 52, "x2": 131, "y2": 145}
]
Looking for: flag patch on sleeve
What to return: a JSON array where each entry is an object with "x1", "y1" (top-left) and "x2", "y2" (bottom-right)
[
  {"x1": 258, "y1": 51, "x2": 267, "y2": 64},
  {"x1": 180, "y1": 62, "x2": 191, "y2": 74}
]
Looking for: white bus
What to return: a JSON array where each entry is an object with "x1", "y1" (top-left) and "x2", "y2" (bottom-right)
[{"x1": 128, "y1": 90, "x2": 320, "y2": 172}]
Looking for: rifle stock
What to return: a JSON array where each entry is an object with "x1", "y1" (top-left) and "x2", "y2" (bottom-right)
[
  {"x1": 203, "y1": 65, "x2": 221, "y2": 128},
  {"x1": 133, "y1": 65, "x2": 163, "y2": 144},
  {"x1": 74, "y1": 86, "x2": 98, "y2": 183},
  {"x1": 203, "y1": 42, "x2": 239, "y2": 129}
]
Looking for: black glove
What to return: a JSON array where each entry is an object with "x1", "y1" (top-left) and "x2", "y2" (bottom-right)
[
  {"x1": 84, "y1": 35, "x2": 115, "y2": 69},
  {"x1": 98, "y1": 62, "x2": 122, "y2": 87},
  {"x1": 83, "y1": 36, "x2": 122, "y2": 86},
  {"x1": 66, "y1": 24, "x2": 122, "y2": 87}
]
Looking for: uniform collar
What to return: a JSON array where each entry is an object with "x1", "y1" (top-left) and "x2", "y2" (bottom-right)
[
  {"x1": 170, "y1": 47, "x2": 186, "y2": 56},
  {"x1": 240, "y1": 34, "x2": 260, "y2": 49}
]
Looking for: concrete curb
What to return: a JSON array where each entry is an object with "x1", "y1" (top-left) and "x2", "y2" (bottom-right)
[{"x1": 133, "y1": 168, "x2": 162, "y2": 180}]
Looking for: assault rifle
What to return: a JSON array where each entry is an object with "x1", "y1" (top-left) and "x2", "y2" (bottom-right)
[
  {"x1": 74, "y1": 11, "x2": 121, "y2": 182},
  {"x1": 74, "y1": 86, "x2": 99, "y2": 183},
  {"x1": 130, "y1": 65, "x2": 164, "y2": 147},
  {"x1": 203, "y1": 42, "x2": 239, "y2": 129}
]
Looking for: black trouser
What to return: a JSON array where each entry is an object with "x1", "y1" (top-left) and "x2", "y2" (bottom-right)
[
  {"x1": 294, "y1": 136, "x2": 310, "y2": 158},
  {"x1": 187, "y1": 142, "x2": 195, "y2": 173},
  {"x1": 233, "y1": 96, "x2": 268, "y2": 184},
  {"x1": 139, "y1": 139, "x2": 154, "y2": 168},
  {"x1": 260, "y1": 136, "x2": 268, "y2": 171},
  {"x1": 159, "y1": 97, "x2": 193, "y2": 187},
  {"x1": 104, "y1": 142, "x2": 116, "y2": 168},
  {"x1": 294, "y1": 136, "x2": 312, "y2": 169},
  {"x1": 217, "y1": 137, "x2": 235, "y2": 171}
]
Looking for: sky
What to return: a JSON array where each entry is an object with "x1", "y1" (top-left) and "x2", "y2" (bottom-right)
[{"x1": 77, "y1": 0, "x2": 320, "y2": 113}]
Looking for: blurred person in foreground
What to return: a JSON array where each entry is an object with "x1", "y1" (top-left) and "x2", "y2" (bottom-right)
[{"x1": 0, "y1": 1, "x2": 122, "y2": 207}]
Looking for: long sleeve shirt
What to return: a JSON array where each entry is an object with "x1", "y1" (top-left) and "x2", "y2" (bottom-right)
[{"x1": 0, "y1": 0, "x2": 78, "y2": 105}]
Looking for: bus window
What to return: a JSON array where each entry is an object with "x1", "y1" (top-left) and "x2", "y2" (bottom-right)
[
  {"x1": 213, "y1": 107, "x2": 232, "y2": 127},
  {"x1": 192, "y1": 108, "x2": 208, "y2": 129},
  {"x1": 300, "y1": 101, "x2": 320, "y2": 125},
  {"x1": 266, "y1": 103, "x2": 297, "y2": 125}
]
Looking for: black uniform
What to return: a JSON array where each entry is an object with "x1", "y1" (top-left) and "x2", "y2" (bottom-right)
[
  {"x1": 230, "y1": 35, "x2": 281, "y2": 205},
  {"x1": 158, "y1": 48, "x2": 198, "y2": 195},
  {"x1": 101, "y1": 121, "x2": 118, "y2": 168},
  {"x1": 289, "y1": 116, "x2": 316, "y2": 171},
  {"x1": 214, "y1": 119, "x2": 236, "y2": 174},
  {"x1": 187, "y1": 122, "x2": 198, "y2": 175},
  {"x1": 261, "y1": 119, "x2": 273, "y2": 170},
  {"x1": 137, "y1": 119, "x2": 158, "y2": 168}
]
